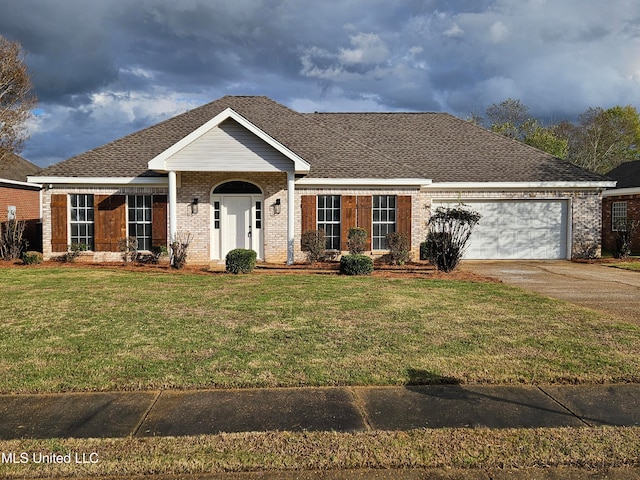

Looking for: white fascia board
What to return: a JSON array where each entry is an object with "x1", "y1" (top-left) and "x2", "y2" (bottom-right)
[
  {"x1": 424, "y1": 181, "x2": 617, "y2": 190},
  {"x1": 27, "y1": 176, "x2": 169, "y2": 186},
  {"x1": 2, "y1": 177, "x2": 42, "y2": 189},
  {"x1": 296, "y1": 178, "x2": 431, "y2": 188},
  {"x1": 602, "y1": 187, "x2": 640, "y2": 197},
  {"x1": 148, "y1": 107, "x2": 311, "y2": 174}
]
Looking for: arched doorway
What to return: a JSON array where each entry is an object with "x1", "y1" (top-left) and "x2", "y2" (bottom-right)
[{"x1": 210, "y1": 181, "x2": 264, "y2": 261}]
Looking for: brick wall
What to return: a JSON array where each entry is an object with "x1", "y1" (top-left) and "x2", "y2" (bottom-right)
[
  {"x1": 0, "y1": 184, "x2": 40, "y2": 222},
  {"x1": 602, "y1": 194, "x2": 640, "y2": 254},
  {"x1": 294, "y1": 187, "x2": 426, "y2": 262},
  {"x1": 41, "y1": 186, "x2": 169, "y2": 261},
  {"x1": 40, "y1": 181, "x2": 605, "y2": 263}
]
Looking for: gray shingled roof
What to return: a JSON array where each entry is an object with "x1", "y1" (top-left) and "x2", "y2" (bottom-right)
[
  {"x1": 606, "y1": 161, "x2": 640, "y2": 188},
  {"x1": 38, "y1": 95, "x2": 606, "y2": 183},
  {"x1": 0, "y1": 151, "x2": 41, "y2": 182}
]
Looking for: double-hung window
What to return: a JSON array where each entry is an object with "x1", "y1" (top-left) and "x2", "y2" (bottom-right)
[
  {"x1": 372, "y1": 195, "x2": 396, "y2": 250},
  {"x1": 612, "y1": 201, "x2": 628, "y2": 231},
  {"x1": 70, "y1": 194, "x2": 94, "y2": 249},
  {"x1": 317, "y1": 195, "x2": 341, "y2": 250},
  {"x1": 128, "y1": 195, "x2": 152, "y2": 250}
]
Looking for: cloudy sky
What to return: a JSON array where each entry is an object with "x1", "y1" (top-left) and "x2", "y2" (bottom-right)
[{"x1": 1, "y1": 0, "x2": 639, "y2": 167}]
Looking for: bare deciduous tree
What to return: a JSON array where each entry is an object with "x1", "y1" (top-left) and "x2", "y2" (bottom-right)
[{"x1": 0, "y1": 35, "x2": 37, "y2": 163}]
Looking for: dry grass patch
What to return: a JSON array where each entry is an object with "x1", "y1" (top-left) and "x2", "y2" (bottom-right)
[{"x1": 0, "y1": 427, "x2": 638, "y2": 478}]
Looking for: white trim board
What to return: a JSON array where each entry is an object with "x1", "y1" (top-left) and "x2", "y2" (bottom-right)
[
  {"x1": 424, "y1": 181, "x2": 615, "y2": 190},
  {"x1": 28, "y1": 176, "x2": 169, "y2": 186}
]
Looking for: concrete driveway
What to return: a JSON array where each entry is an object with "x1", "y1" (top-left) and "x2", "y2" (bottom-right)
[{"x1": 462, "y1": 261, "x2": 640, "y2": 322}]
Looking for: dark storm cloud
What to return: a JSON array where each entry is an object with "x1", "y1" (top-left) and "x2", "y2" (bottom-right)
[{"x1": 0, "y1": 0, "x2": 638, "y2": 166}]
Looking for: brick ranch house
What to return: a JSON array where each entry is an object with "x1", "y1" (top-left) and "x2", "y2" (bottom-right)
[
  {"x1": 0, "y1": 152, "x2": 42, "y2": 251},
  {"x1": 29, "y1": 96, "x2": 614, "y2": 264},
  {"x1": 602, "y1": 160, "x2": 640, "y2": 255}
]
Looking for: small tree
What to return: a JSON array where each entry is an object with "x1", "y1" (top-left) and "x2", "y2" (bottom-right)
[
  {"x1": 425, "y1": 206, "x2": 481, "y2": 272},
  {"x1": 301, "y1": 230, "x2": 326, "y2": 263},
  {"x1": 0, "y1": 218, "x2": 26, "y2": 260},
  {"x1": 347, "y1": 227, "x2": 367, "y2": 254},
  {"x1": 0, "y1": 36, "x2": 37, "y2": 158}
]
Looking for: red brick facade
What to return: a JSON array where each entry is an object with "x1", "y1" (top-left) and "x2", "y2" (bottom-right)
[
  {"x1": 0, "y1": 183, "x2": 42, "y2": 251},
  {"x1": 602, "y1": 194, "x2": 640, "y2": 255}
]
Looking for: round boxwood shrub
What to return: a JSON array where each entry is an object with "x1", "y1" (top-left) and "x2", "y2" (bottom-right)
[
  {"x1": 339, "y1": 254, "x2": 373, "y2": 276},
  {"x1": 22, "y1": 251, "x2": 43, "y2": 265},
  {"x1": 225, "y1": 248, "x2": 257, "y2": 274}
]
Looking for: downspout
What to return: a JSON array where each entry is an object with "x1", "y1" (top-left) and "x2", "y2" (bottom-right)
[{"x1": 287, "y1": 171, "x2": 295, "y2": 265}]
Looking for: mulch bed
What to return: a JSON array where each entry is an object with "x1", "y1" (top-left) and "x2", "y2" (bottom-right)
[{"x1": 0, "y1": 258, "x2": 496, "y2": 281}]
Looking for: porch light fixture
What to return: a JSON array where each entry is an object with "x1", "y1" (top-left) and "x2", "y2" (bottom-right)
[
  {"x1": 272, "y1": 198, "x2": 281, "y2": 215},
  {"x1": 191, "y1": 197, "x2": 199, "y2": 215}
]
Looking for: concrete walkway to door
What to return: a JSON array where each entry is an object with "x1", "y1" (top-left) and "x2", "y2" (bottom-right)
[{"x1": 462, "y1": 261, "x2": 640, "y2": 323}]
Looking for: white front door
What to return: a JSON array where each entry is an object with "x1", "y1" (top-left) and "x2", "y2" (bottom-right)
[
  {"x1": 224, "y1": 196, "x2": 252, "y2": 256},
  {"x1": 211, "y1": 193, "x2": 264, "y2": 261}
]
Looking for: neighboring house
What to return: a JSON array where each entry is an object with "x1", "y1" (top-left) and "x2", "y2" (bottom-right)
[
  {"x1": 29, "y1": 96, "x2": 614, "y2": 264},
  {"x1": 0, "y1": 152, "x2": 42, "y2": 251},
  {"x1": 602, "y1": 160, "x2": 640, "y2": 254}
]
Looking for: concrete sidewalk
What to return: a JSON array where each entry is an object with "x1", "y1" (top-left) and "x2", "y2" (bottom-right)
[{"x1": 0, "y1": 384, "x2": 638, "y2": 440}]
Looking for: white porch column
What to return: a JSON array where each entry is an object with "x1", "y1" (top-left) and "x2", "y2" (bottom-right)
[
  {"x1": 168, "y1": 170, "x2": 178, "y2": 242},
  {"x1": 287, "y1": 171, "x2": 295, "y2": 265}
]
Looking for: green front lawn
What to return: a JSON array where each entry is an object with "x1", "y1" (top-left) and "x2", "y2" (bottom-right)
[
  {"x1": 607, "y1": 261, "x2": 640, "y2": 271},
  {"x1": 1, "y1": 266, "x2": 638, "y2": 393}
]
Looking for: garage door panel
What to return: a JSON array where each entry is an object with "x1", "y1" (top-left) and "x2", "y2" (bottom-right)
[{"x1": 432, "y1": 200, "x2": 568, "y2": 260}]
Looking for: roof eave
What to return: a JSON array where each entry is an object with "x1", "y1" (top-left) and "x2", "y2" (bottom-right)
[
  {"x1": 2, "y1": 177, "x2": 42, "y2": 189},
  {"x1": 27, "y1": 176, "x2": 169, "y2": 186},
  {"x1": 424, "y1": 181, "x2": 617, "y2": 190},
  {"x1": 602, "y1": 186, "x2": 640, "y2": 197},
  {"x1": 296, "y1": 178, "x2": 431, "y2": 187}
]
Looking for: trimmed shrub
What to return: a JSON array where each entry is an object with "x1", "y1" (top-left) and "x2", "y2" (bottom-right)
[
  {"x1": 22, "y1": 251, "x2": 43, "y2": 265},
  {"x1": 385, "y1": 231, "x2": 410, "y2": 265},
  {"x1": 301, "y1": 230, "x2": 326, "y2": 263},
  {"x1": 63, "y1": 243, "x2": 89, "y2": 263},
  {"x1": 425, "y1": 205, "x2": 481, "y2": 272},
  {"x1": 226, "y1": 248, "x2": 257, "y2": 274},
  {"x1": 340, "y1": 254, "x2": 373, "y2": 275},
  {"x1": 347, "y1": 227, "x2": 367, "y2": 254}
]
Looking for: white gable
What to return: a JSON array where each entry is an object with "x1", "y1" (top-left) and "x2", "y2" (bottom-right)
[
  {"x1": 148, "y1": 108, "x2": 310, "y2": 174},
  {"x1": 164, "y1": 119, "x2": 293, "y2": 172}
]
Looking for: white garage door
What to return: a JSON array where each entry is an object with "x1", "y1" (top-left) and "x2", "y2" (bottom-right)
[{"x1": 432, "y1": 200, "x2": 569, "y2": 260}]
